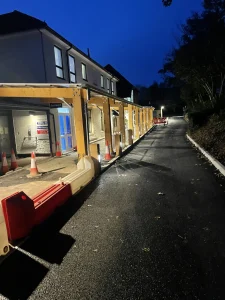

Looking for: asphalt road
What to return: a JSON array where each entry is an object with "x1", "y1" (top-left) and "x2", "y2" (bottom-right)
[{"x1": 1, "y1": 117, "x2": 225, "y2": 300}]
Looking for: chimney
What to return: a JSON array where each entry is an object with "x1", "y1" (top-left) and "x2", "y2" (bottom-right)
[{"x1": 87, "y1": 48, "x2": 90, "y2": 58}]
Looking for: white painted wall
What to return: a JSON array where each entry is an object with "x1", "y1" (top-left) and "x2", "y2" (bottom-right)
[{"x1": 12, "y1": 110, "x2": 50, "y2": 154}]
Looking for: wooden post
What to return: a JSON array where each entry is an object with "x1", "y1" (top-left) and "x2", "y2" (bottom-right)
[
  {"x1": 128, "y1": 104, "x2": 133, "y2": 130},
  {"x1": 147, "y1": 108, "x2": 151, "y2": 129},
  {"x1": 103, "y1": 98, "x2": 113, "y2": 153},
  {"x1": 89, "y1": 143, "x2": 101, "y2": 175},
  {"x1": 143, "y1": 108, "x2": 146, "y2": 133},
  {"x1": 72, "y1": 89, "x2": 88, "y2": 159},
  {"x1": 127, "y1": 129, "x2": 133, "y2": 145},
  {"x1": 146, "y1": 108, "x2": 149, "y2": 130},
  {"x1": 150, "y1": 108, "x2": 154, "y2": 128},
  {"x1": 119, "y1": 103, "x2": 125, "y2": 147},
  {"x1": 115, "y1": 134, "x2": 122, "y2": 156},
  {"x1": 139, "y1": 108, "x2": 143, "y2": 135},
  {"x1": 135, "y1": 107, "x2": 139, "y2": 140}
]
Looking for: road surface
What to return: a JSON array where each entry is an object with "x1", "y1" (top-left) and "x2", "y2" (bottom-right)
[{"x1": 1, "y1": 117, "x2": 225, "y2": 300}]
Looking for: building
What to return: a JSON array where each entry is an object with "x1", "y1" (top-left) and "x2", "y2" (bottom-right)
[
  {"x1": 0, "y1": 10, "x2": 118, "y2": 156},
  {"x1": 104, "y1": 64, "x2": 139, "y2": 104}
]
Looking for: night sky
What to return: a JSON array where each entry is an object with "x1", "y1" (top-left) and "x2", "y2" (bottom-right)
[{"x1": 1, "y1": 0, "x2": 202, "y2": 86}]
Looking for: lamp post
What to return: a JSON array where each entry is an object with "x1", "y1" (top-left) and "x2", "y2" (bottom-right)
[{"x1": 161, "y1": 106, "x2": 165, "y2": 118}]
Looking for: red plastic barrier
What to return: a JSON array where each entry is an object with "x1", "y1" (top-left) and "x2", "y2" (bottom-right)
[
  {"x1": 1, "y1": 184, "x2": 72, "y2": 242},
  {"x1": 153, "y1": 117, "x2": 167, "y2": 124},
  {"x1": 33, "y1": 184, "x2": 72, "y2": 225},
  {"x1": 1, "y1": 192, "x2": 35, "y2": 241}
]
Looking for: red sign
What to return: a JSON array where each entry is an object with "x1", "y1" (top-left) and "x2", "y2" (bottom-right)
[{"x1": 37, "y1": 129, "x2": 48, "y2": 134}]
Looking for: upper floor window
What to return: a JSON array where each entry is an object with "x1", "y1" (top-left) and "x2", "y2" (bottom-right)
[
  {"x1": 111, "y1": 81, "x2": 114, "y2": 95},
  {"x1": 82, "y1": 63, "x2": 87, "y2": 80},
  {"x1": 69, "y1": 55, "x2": 76, "y2": 83},
  {"x1": 101, "y1": 75, "x2": 104, "y2": 88},
  {"x1": 54, "y1": 46, "x2": 64, "y2": 79},
  {"x1": 107, "y1": 78, "x2": 110, "y2": 93}
]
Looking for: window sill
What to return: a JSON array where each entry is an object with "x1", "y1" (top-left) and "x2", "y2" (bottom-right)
[
  {"x1": 56, "y1": 76, "x2": 66, "y2": 80},
  {"x1": 82, "y1": 78, "x2": 88, "y2": 82}
]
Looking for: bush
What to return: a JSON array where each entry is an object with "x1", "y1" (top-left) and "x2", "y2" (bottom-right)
[
  {"x1": 191, "y1": 114, "x2": 225, "y2": 165},
  {"x1": 188, "y1": 109, "x2": 215, "y2": 130}
]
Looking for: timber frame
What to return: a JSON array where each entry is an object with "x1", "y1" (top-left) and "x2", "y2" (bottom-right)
[{"x1": 0, "y1": 83, "x2": 154, "y2": 160}]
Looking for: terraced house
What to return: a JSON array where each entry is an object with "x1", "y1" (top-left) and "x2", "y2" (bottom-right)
[{"x1": 0, "y1": 10, "x2": 118, "y2": 156}]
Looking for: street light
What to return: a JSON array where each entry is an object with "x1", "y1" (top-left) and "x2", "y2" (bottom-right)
[{"x1": 161, "y1": 106, "x2": 165, "y2": 118}]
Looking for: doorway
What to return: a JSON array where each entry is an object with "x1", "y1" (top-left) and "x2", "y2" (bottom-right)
[
  {"x1": 58, "y1": 112, "x2": 73, "y2": 152},
  {"x1": 0, "y1": 114, "x2": 11, "y2": 155}
]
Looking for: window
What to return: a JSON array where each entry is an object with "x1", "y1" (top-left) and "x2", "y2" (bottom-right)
[
  {"x1": 107, "y1": 78, "x2": 110, "y2": 93},
  {"x1": 111, "y1": 80, "x2": 114, "y2": 95},
  {"x1": 101, "y1": 110, "x2": 104, "y2": 131},
  {"x1": 101, "y1": 75, "x2": 104, "y2": 88},
  {"x1": 69, "y1": 55, "x2": 76, "y2": 83},
  {"x1": 88, "y1": 109, "x2": 92, "y2": 133},
  {"x1": 54, "y1": 46, "x2": 64, "y2": 79},
  {"x1": 82, "y1": 63, "x2": 87, "y2": 80}
]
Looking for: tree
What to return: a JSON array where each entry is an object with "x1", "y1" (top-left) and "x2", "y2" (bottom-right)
[
  {"x1": 162, "y1": 0, "x2": 225, "y2": 11},
  {"x1": 160, "y1": 5, "x2": 225, "y2": 111},
  {"x1": 162, "y1": 0, "x2": 173, "y2": 6}
]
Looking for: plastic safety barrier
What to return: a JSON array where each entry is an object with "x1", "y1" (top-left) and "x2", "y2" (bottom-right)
[
  {"x1": 1, "y1": 192, "x2": 35, "y2": 241},
  {"x1": 56, "y1": 156, "x2": 95, "y2": 195},
  {"x1": 33, "y1": 184, "x2": 72, "y2": 225},
  {"x1": 153, "y1": 117, "x2": 168, "y2": 125},
  {"x1": 0, "y1": 156, "x2": 95, "y2": 245},
  {"x1": 0, "y1": 201, "x2": 10, "y2": 255}
]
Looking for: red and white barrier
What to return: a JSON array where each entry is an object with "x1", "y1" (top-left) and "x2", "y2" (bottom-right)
[
  {"x1": 153, "y1": 117, "x2": 168, "y2": 125},
  {"x1": 0, "y1": 156, "x2": 96, "y2": 246}
]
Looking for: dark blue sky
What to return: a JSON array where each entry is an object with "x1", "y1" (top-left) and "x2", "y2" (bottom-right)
[{"x1": 1, "y1": 0, "x2": 202, "y2": 86}]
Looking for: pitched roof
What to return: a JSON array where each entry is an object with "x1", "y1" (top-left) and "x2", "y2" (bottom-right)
[
  {"x1": 0, "y1": 10, "x2": 116, "y2": 79},
  {"x1": 0, "y1": 10, "x2": 46, "y2": 35},
  {"x1": 105, "y1": 64, "x2": 138, "y2": 91}
]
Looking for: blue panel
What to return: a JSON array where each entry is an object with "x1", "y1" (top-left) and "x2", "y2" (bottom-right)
[
  {"x1": 61, "y1": 137, "x2": 66, "y2": 151},
  {"x1": 65, "y1": 115, "x2": 71, "y2": 134},
  {"x1": 59, "y1": 115, "x2": 65, "y2": 135},
  {"x1": 67, "y1": 136, "x2": 72, "y2": 149}
]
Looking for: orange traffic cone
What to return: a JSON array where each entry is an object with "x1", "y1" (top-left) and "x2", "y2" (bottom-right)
[
  {"x1": 1, "y1": 152, "x2": 9, "y2": 174},
  {"x1": 104, "y1": 141, "x2": 111, "y2": 161},
  {"x1": 29, "y1": 151, "x2": 39, "y2": 177},
  {"x1": 56, "y1": 141, "x2": 62, "y2": 157},
  {"x1": 11, "y1": 148, "x2": 18, "y2": 170}
]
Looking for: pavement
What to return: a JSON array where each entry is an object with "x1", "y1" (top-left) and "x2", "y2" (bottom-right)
[
  {"x1": 0, "y1": 153, "x2": 78, "y2": 200},
  {"x1": 0, "y1": 138, "x2": 106, "y2": 201},
  {"x1": 1, "y1": 117, "x2": 225, "y2": 300}
]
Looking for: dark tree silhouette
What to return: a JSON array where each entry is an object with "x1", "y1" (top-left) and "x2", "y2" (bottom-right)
[{"x1": 162, "y1": 0, "x2": 173, "y2": 6}]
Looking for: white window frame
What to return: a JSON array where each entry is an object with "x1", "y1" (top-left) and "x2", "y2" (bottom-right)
[
  {"x1": 68, "y1": 55, "x2": 76, "y2": 83},
  {"x1": 111, "y1": 80, "x2": 114, "y2": 95},
  {"x1": 101, "y1": 75, "x2": 104, "y2": 88},
  {"x1": 54, "y1": 46, "x2": 64, "y2": 79},
  {"x1": 107, "y1": 78, "x2": 110, "y2": 93},
  {"x1": 82, "y1": 63, "x2": 87, "y2": 81}
]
